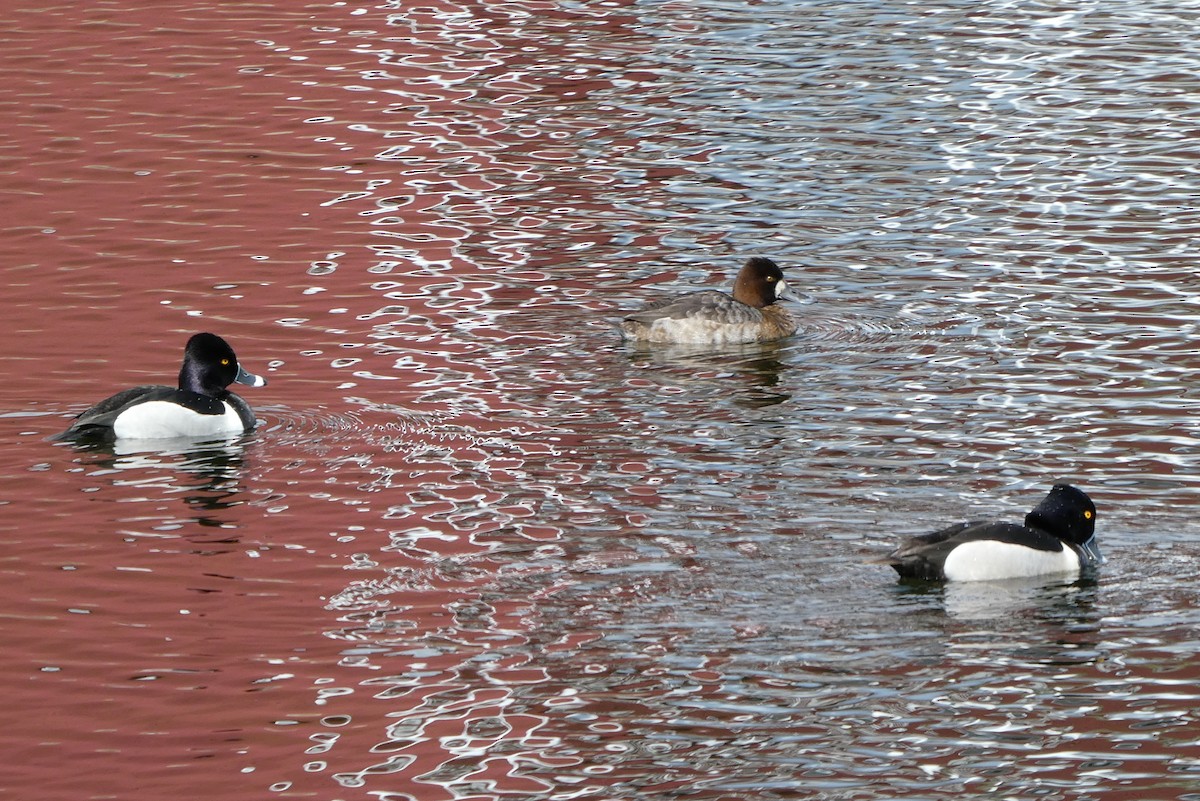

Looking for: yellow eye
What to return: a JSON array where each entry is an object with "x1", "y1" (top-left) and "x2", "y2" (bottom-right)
[
  {"x1": 766, "y1": 275, "x2": 777, "y2": 282},
  {"x1": 1084, "y1": 510, "x2": 1093, "y2": 520},
  {"x1": 221, "y1": 358, "x2": 230, "y2": 366}
]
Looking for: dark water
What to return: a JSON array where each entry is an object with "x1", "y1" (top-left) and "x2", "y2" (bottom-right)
[{"x1": 4, "y1": 0, "x2": 1200, "y2": 798}]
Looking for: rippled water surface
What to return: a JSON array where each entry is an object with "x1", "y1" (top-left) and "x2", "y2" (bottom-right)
[{"x1": 4, "y1": 0, "x2": 1200, "y2": 798}]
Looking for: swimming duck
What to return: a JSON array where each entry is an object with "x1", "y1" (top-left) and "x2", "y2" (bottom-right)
[
  {"x1": 619, "y1": 256, "x2": 798, "y2": 345},
  {"x1": 57, "y1": 332, "x2": 267, "y2": 441},
  {"x1": 885, "y1": 484, "x2": 1102, "y2": 581}
]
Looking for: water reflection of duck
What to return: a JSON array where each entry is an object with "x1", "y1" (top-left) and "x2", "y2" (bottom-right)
[
  {"x1": 618, "y1": 257, "x2": 799, "y2": 345},
  {"x1": 885, "y1": 484, "x2": 1103, "y2": 582},
  {"x1": 623, "y1": 339, "x2": 793, "y2": 408},
  {"x1": 55, "y1": 333, "x2": 267, "y2": 441}
]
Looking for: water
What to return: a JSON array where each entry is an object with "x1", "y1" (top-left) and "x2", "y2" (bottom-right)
[{"x1": 3, "y1": 0, "x2": 1200, "y2": 798}]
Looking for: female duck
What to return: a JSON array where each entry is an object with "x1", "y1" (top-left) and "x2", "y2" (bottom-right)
[
  {"x1": 57, "y1": 332, "x2": 267, "y2": 441},
  {"x1": 885, "y1": 484, "x2": 1102, "y2": 581},
  {"x1": 619, "y1": 256, "x2": 798, "y2": 345}
]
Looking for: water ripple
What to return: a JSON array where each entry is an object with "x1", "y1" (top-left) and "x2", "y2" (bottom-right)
[{"x1": 9, "y1": 0, "x2": 1200, "y2": 798}]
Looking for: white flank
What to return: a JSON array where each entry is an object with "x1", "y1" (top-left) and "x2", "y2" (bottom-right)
[
  {"x1": 942, "y1": 540, "x2": 1079, "y2": 582},
  {"x1": 644, "y1": 319, "x2": 762, "y2": 345},
  {"x1": 113, "y1": 401, "x2": 244, "y2": 439}
]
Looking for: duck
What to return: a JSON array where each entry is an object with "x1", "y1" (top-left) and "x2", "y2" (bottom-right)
[
  {"x1": 618, "y1": 256, "x2": 798, "y2": 345},
  {"x1": 56, "y1": 332, "x2": 267, "y2": 441},
  {"x1": 884, "y1": 484, "x2": 1102, "y2": 581}
]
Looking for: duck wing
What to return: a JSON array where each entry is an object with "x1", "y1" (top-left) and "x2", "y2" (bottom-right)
[
  {"x1": 625, "y1": 290, "x2": 763, "y2": 324},
  {"x1": 56, "y1": 385, "x2": 180, "y2": 439}
]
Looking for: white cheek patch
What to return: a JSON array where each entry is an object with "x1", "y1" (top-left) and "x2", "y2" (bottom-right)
[
  {"x1": 942, "y1": 540, "x2": 1079, "y2": 582},
  {"x1": 113, "y1": 401, "x2": 244, "y2": 440}
]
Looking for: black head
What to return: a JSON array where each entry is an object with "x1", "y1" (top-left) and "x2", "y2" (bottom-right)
[
  {"x1": 178, "y1": 333, "x2": 266, "y2": 397},
  {"x1": 731, "y1": 257, "x2": 791, "y2": 308},
  {"x1": 1024, "y1": 483, "x2": 1096, "y2": 545}
]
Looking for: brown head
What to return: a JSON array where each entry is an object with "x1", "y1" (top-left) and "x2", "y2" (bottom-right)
[{"x1": 730, "y1": 257, "x2": 791, "y2": 308}]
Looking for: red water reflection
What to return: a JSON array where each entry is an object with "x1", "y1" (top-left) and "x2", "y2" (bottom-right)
[{"x1": 1, "y1": 0, "x2": 686, "y2": 797}]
